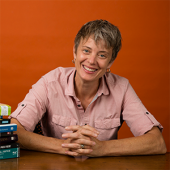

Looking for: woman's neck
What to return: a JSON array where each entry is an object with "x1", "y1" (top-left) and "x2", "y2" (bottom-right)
[{"x1": 74, "y1": 74, "x2": 100, "y2": 109}]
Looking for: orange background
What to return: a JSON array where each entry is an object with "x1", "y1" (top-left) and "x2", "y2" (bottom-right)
[{"x1": 0, "y1": 0, "x2": 169, "y2": 152}]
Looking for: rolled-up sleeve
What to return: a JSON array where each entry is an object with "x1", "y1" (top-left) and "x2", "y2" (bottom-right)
[
  {"x1": 122, "y1": 82, "x2": 163, "y2": 137},
  {"x1": 10, "y1": 77, "x2": 48, "y2": 132}
]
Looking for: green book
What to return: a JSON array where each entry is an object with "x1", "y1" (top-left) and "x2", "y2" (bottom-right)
[
  {"x1": 0, "y1": 147, "x2": 20, "y2": 160},
  {"x1": 0, "y1": 104, "x2": 11, "y2": 116}
]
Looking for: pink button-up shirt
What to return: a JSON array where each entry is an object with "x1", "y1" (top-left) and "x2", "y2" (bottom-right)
[{"x1": 10, "y1": 67, "x2": 162, "y2": 141}]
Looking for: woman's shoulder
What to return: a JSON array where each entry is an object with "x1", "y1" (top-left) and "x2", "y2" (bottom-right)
[
  {"x1": 42, "y1": 67, "x2": 75, "y2": 82},
  {"x1": 105, "y1": 73, "x2": 129, "y2": 87}
]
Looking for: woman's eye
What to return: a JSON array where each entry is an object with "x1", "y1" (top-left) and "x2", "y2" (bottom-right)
[
  {"x1": 84, "y1": 49, "x2": 89, "y2": 53},
  {"x1": 100, "y1": 54, "x2": 105, "y2": 58}
]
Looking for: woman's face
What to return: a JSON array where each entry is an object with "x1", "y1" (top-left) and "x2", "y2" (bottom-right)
[{"x1": 74, "y1": 36, "x2": 113, "y2": 84}]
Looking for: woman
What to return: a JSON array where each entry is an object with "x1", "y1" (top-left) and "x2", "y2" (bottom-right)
[{"x1": 11, "y1": 20, "x2": 166, "y2": 157}]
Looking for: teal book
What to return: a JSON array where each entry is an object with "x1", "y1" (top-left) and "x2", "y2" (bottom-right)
[{"x1": 0, "y1": 147, "x2": 20, "y2": 160}]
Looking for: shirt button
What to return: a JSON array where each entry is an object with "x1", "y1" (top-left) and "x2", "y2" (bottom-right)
[
  {"x1": 146, "y1": 112, "x2": 149, "y2": 114},
  {"x1": 21, "y1": 104, "x2": 24, "y2": 106},
  {"x1": 85, "y1": 124, "x2": 87, "y2": 125},
  {"x1": 77, "y1": 105, "x2": 81, "y2": 107}
]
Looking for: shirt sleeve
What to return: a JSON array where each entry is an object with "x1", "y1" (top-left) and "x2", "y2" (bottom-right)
[
  {"x1": 122, "y1": 82, "x2": 163, "y2": 137},
  {"x1": 9, "y1": 77, "x2": 48, "y2": 132}
]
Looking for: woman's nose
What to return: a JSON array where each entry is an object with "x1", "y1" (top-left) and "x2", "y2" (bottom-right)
[{"x1": 88, "y1": 54, "x2": 97, "y2": 64}]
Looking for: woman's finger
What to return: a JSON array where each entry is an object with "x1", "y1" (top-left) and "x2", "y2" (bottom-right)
[
  {"x1": 83, "y1": 124, "x2": 99, "y2": 134},
  {"x1": 65, "y1": 125, "x2": 80, "y2": 132},
  {"x1": 65, "y1": 148, "x2": 93, "y2": 156},
  {"x1": 65, "y1": 125, "x2": 99, "y2": 135},
  {"x1": 62, "y1": 129, "x2": 98, "y2": 139},
  {"x1": 62, "y1": 132, "x2": 81, "y2": 139},
  {"x1": 62, "y1": 143, "x2": 92, "y2": 149},
  {"x1": 71, "y1": 138, "x2": 96, "y2": 146},
  {"x1": 62, "y1": 143, "x2": 82, "y2": 149}
]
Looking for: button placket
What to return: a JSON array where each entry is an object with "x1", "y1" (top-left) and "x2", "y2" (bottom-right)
[
  {"x1": 75, "y1": 99, "x2": 83, "y2": 110},
  {"x1": 82, "y1": 107, "x2": 90, "y2": 126}
]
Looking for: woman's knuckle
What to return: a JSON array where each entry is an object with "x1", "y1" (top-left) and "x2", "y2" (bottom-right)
[
  {"x1": 73, "y1": 152, "x2": 79, "y2": 156},
  {"x1": 74, "y1": 133, "x2": 79, "y2": 138},
  {"x1": 79, "y1": 128, "x2": 83, "y2": 133}
]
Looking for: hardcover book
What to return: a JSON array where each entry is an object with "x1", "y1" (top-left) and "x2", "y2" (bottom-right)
[
  {"x1": 0, "y1": 147, "x2": 20, "y2": 160},
  {"x1": 0, "y1": 119, "x2": 11, "y2": 125},
  {"x1": 0, "y1": 131, "x2": 13, "y2": 137},
  {"x1": 0, "y1": 116, "x2": 9, "y2": 119},
  {"x1": 0, "y1": 134, "x2": 18, "y2": 145},
  {"x1": 0, "y1": 143, "x2": 19, "y2": 149},
  {"x1": 0, "y1": 124, "x2": 17, "y2": 133}
]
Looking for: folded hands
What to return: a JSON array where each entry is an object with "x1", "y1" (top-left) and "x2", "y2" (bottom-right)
[{"x1": 61, "y1": 125, "x2": 105, "y2": 157}]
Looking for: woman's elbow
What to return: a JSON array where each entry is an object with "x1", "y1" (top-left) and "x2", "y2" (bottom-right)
[
  {"x1": 155, "y1": 132, "x2": 167, "y2": 154},
  {"x1": 159, "y1": 137, "x2": 167, "y2": 154},
  {"x1": 148, "y1": 127, "x2": 167, "y2": 154}
]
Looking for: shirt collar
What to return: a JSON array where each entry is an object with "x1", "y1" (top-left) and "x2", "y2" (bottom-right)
[
  {"x1": 65, "y1": 68, "x2": 77, "y2": 97},
  {"x1": 97, "y1": 73, "x2": 110, "y2": 96},
  {"x1": 65, "y1": 69, "x2": 110, "y2": 97}
]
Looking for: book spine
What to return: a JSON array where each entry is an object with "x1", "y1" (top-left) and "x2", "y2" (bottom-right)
[
  {"x1": 0, "y1": 116, "x2": 9, "y2": 119},
  {"x1": 0, "y1": 143, "x2": 19, "y2": 149},
  {"x1": 0, "y1": 131, "x2": 13, "y2": 137},
  {"x1": 0, "y1": 124, "x2": 17, "y2": 133},
  {"x1": 0, "y1": 147, "x2": 20, "y2": 160},
  {"x1": 0, "y1": 119, "x2": 11, "y2": 125},
  {"x1": 0, "y1": 134, "x2": 18, "y2": 145}
]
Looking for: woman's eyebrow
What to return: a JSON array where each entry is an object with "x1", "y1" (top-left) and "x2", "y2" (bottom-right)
[
  {"x1": 82, "y1": 46, "x2": 108, "y2": 52},
  {"x1": 82, "y1": 46, "x2": 109, "y2": 54},
  {"x1": 98, "y1": 51, "x2": 108, "y2": 53},
  {"x1": 82, "y1": 46, "x2": 91, "y2": 49}
]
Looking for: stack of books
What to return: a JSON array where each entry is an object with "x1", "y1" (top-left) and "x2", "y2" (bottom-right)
[{"x1": 0, "y1": 103, "x2": 20, "y2": 160}]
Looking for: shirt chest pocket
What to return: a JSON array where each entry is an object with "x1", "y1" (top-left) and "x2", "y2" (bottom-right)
[
  {"x1": 51, "y1": 114, "x2": 78, "y2": 139},
  {"x1": 94, "y1": 118, "x2": 121, "y2": 141},
  {"x1": 52, "y1": 114, "x2": 77, "y2": 127}
]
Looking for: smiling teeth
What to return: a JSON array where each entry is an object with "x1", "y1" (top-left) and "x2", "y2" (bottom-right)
[{"x1": 84, "y1": 66, "x2": 96, "y2": 72}]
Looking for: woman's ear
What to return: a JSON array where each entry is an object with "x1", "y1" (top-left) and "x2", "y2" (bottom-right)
[
  {"x1": 73, "y1": 46, "x2": 76, "y2": 59},
  {"x1": 107, "y1": 60, "x2": 114, "y2": 69}
]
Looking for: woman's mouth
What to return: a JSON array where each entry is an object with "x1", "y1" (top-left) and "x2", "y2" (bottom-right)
[{"x1": 83, "y1": 65, "x2": 97, "y2": 72}]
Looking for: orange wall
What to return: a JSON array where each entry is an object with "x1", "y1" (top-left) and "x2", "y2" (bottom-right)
[{"x1": 0, "y1": 1, "x2": 169, "y2": 152}]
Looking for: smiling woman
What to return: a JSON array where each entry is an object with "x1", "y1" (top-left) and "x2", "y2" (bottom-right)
[{"x1": 10, "y1": 19, "x2": 166, "y2": 157}]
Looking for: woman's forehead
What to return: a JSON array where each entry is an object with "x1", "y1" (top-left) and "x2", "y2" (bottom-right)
[{"x1": 80, "y1": 35, "x2": 111, "y2": 50}]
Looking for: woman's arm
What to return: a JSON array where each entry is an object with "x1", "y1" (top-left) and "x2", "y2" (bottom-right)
[
  {"x1": 98, "y1": 126, "x2": 167, "y2": 157},
  {"x1": 11, "y1": 118, "x2": 69, "y2": 154},
  {"x1": 62, "y1": 126, "x2": 167, "y2": 157}
]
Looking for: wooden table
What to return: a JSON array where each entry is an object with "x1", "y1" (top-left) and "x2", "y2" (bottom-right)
[{"x1": 0, "y1": 150, "x2": 170, "y2": 170}]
